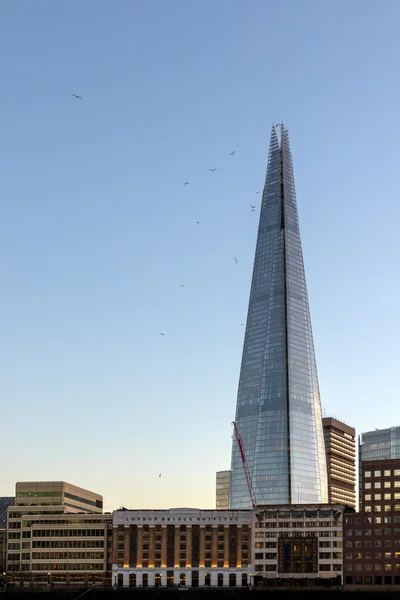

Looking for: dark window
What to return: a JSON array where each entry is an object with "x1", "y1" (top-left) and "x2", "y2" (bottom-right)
[{"x1": 218, "y1": 573, "x2": 223, "y2": 587}]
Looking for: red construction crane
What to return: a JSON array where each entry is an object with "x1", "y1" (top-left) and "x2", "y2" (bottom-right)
[{"x1": 232, "y1": 421, "x2": 257, "y2": 509}]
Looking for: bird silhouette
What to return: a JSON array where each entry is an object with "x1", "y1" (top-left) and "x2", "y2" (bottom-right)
[
  {"x1": 72, "y1": 94, "x2": 82, "y2": 99},
  {"x1": 184, "y1": 182, "x2": 190, "y2": 186},
  {"x1": 196, "y1": 221, "x2": 200, "y2": 224},
  {"x1": 251, "y1": 209, "x2": 256, "y2": 212},
  {"x1": 209, "y1": 168, "x2": 217, "y2": 172},
  {"x1": 230, "y1": 151, "x2": 236, "y2": 155},
  {"x1": 160, "y1": 333, "x2": 164, "y2": 336},
  {"x1": 256, "y1": 191, "x2": 260, "y2": 194},
  {"x1": 159, "y1": 473, "x2": 161, "y2": 478},
  {"x1": 181, "y1": 285, "x2": 184, "y2": 287},
  {"x1": 233, "y1": 257, "x2": 238, "y2": 263},
  {"x1": 250, "y1": 205, "x2": 256, "y2": 208}
]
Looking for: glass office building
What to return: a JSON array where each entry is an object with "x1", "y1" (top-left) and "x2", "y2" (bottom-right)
[
  {"x1": 359, "y1": 426, "x2": 400, "y2": 462},
  {"x1": 230, "y1": 125, "x2": 328, "y2": 508}
]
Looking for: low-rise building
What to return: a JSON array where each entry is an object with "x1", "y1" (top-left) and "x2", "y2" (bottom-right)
[
  {"x1": 252, "y1": 504, "x2": 346, "y2": 586},
  {"x1": 112, "y1": 508, "x2": 252, "y2": 587},
  {"x1": 6, "y1": 481, "x2": 111, "y2": 586},
  {"x1": 0, "y1": 498, "x2": 15, "y2": 576}
]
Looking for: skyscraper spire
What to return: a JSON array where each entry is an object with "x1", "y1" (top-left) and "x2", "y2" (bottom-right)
[{"x1": 229, "y1": 126, "x2": 328, "y2": 508}]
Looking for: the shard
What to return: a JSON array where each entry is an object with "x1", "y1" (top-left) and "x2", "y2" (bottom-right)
[{"x1": 229, "y1": 125, "x2": 328, "y2": 508}]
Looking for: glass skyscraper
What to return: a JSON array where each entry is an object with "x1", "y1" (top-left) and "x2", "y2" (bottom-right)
[{"x1": 229, "y1": 125, "x2": 328, "y2": 508}]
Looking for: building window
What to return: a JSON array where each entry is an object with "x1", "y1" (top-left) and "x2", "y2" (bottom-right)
[
  {"x1": 374, "y1": 471, "x2": 381, "y2": 477},
  {"x1": 375, "y1": 482, "x2": 381, "y2": 489},
  {"x1": 365, "y1": 472, "x2": 371, "y2": 478},
  {"x1": 365, "y1": 495, "x2": 371, "y2": 502},
  {"x1": 375, "y1": 494, "x2": 381, "y2": 501},
  {"x1": 384, "y1": 470, "x2": 391, "y2": 477},
  {"x1": 365, "y1": 483, "x2": 371, "y2": 490}
]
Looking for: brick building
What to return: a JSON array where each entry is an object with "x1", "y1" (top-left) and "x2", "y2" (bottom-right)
[{"x1": 343, "y1": 459, "x2": 400, "y2": 589}]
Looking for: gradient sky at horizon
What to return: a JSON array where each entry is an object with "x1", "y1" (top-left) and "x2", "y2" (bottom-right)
[{"x1": 1, "y1": 0, "x2": 400, "y2": 510}]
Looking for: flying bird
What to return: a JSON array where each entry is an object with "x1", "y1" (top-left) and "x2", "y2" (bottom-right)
[
  {"x1": 181, "y1": 285, "x2": 184, "y2": 287},
  {"x1": 230, "y1": 151, "x2": 236, "y2": 155},
  {"x1": 159, "y1": 474, "x2": 161, "y2": 478},
  {"x1": 160, "y1": 333, "x2": 164, "y2": 336},
  {"x1": 209, "y1": 168, "x2": 217, "y2": 172},
  {"x1": 184, "y1": 182, "x2": 190, "y2": 186},
  {"x1": 250, "y1": 205, "x2": 256, "y2": 208},
  {"x1": 251, "y1": 209, "x2": 256, "y2": 212},
  {"x1": 196, "y1": 221, "x2": 200, "y2": 224},
  {"x1": 72, "y1": 94, "x2": 82, "y2": 99},
  {"x1": 256, "y1": 191, "x2": 260, "y2": 194},
  {"x1": 233, "y1": 257, "x2": 238, "y2": 263}
]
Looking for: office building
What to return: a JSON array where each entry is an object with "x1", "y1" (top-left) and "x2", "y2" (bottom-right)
[
  {"x1": 323, "y1": 418, "x2": 356, "y2": 508},
  {"x1": 359, "y1": 426, "x2": 400, "y2": 508},
  {"x1": 343, "y1": 458, "x2": 400, "y2": 589},
  {"x1": 230, "y1": 124, "x2": 328, "y2": 508},
  {"x1": 112, "y1": 508, "x2": 252, "y2": 587},
  {"x1": 0, "y1": 497, "x2": 14, "y2": 575},
  {"x1": 216, "y1": 471, "x2": 231, "y2": 510},
  {"x1": 359, "y1": 426, "x2": 400, "y2": 462},
  {"x1": 6, "y1": 481, "x2": 111, "y2": 586},
  {"x1": 252, "y1": 504, "x2": 345, "y2": 586},
  {"x1": 15, "y1": 481, "x2": 103, "y2": 513}
]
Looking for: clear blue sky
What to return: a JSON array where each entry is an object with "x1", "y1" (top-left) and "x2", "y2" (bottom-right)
[{"x1": 1, "y1": 0, "x2": 400, "y2": 510}]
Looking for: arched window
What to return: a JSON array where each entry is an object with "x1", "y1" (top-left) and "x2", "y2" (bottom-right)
[
  {"x1": 205, "y1": 573, "x2": 211, "y2": 586},
  {"x1": 154, "y1": 573, "x2": 161, "y2": 587},
  {"x1": 192, "y1": 571, "x2": 199, "y2": 588},
  {"x1": 242, "y1": 573, "x2": 248, "y2": 587},
  {"x1": 217, "y1": 573, "x2": 224, "y2": 587},
  {"x1": 117, "y1": 574, "x2": 123, "y2": 588},
  {"x1": 179, "y1": 573, "x2": 186, "y2": 586},
  {"x1": 229, "y1": 573, "x2": 236, "y2": 587},
  {"x1": 167, "y1": 571, "x2": 174, "y2": 587},
  {"x1": 129, "y1": 574, "x2": 136, "y2": 588},
  {"x1": 142, "y1": 574, "x2": 148, "y2": 588}
]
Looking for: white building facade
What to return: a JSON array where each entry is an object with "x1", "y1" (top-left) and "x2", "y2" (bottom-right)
[{"x1": 252, "y1": 504, "x2": 345, "y2": 584}]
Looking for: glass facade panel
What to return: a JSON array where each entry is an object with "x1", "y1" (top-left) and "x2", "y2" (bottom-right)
[{"x1": 229, "y1": 126, "x2": 328, "y2": 507}]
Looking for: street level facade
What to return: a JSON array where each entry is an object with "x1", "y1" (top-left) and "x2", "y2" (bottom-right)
[
  {"x1": 230, "y1": 125, "x2": 328, "y2": 508},
  {"x1": 112, "y1": 508, "x2": 252, "y2": 588}
]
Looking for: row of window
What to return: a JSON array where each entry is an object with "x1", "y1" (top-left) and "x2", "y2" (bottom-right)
[
  {"x1": 347, "y1": 551, "x2": 400, "y2": 559},
  {"x1": 364, "y1": 481, "x2": 400, "y2": 489},
  {"x1": 365, "y1": 493, "x2": 400, "y2": 501},
  {"x1": 346, "y1": 540, "x2": 400, "y2": 548},
  {"x1": 346, "y1": 529, "x2": 400, "y2": 536},
  {"x1": 346, "y1": 516, "x2": 400, "y2": 524},
  {"x1": 365, "y1": 470, "x2": 400, "y2": 478},
  {"x1": 345, "y1": 564, "x2": 400, "y2": 572}
]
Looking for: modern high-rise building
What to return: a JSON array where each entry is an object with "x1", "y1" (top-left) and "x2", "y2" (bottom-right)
[
  {"x1": 216, "y1": 470, "x2": 231, "y2": 509},
  {"x1": 359, "y1": 426, "x2": 400, "y2": 462},
  {"x1": 230, "y1": 125, "x2": 328, "y2": 508},
  {"x1": 359, "y1": 425, "x2": 400, "y2": 508},
  {"x1": 323, "y1": 417, "x2": 356, "y2": 508}
]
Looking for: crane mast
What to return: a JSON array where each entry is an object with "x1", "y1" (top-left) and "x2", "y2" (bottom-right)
[{"x1": 232, "y1": 421, "x2": 257, "y2": 509}]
